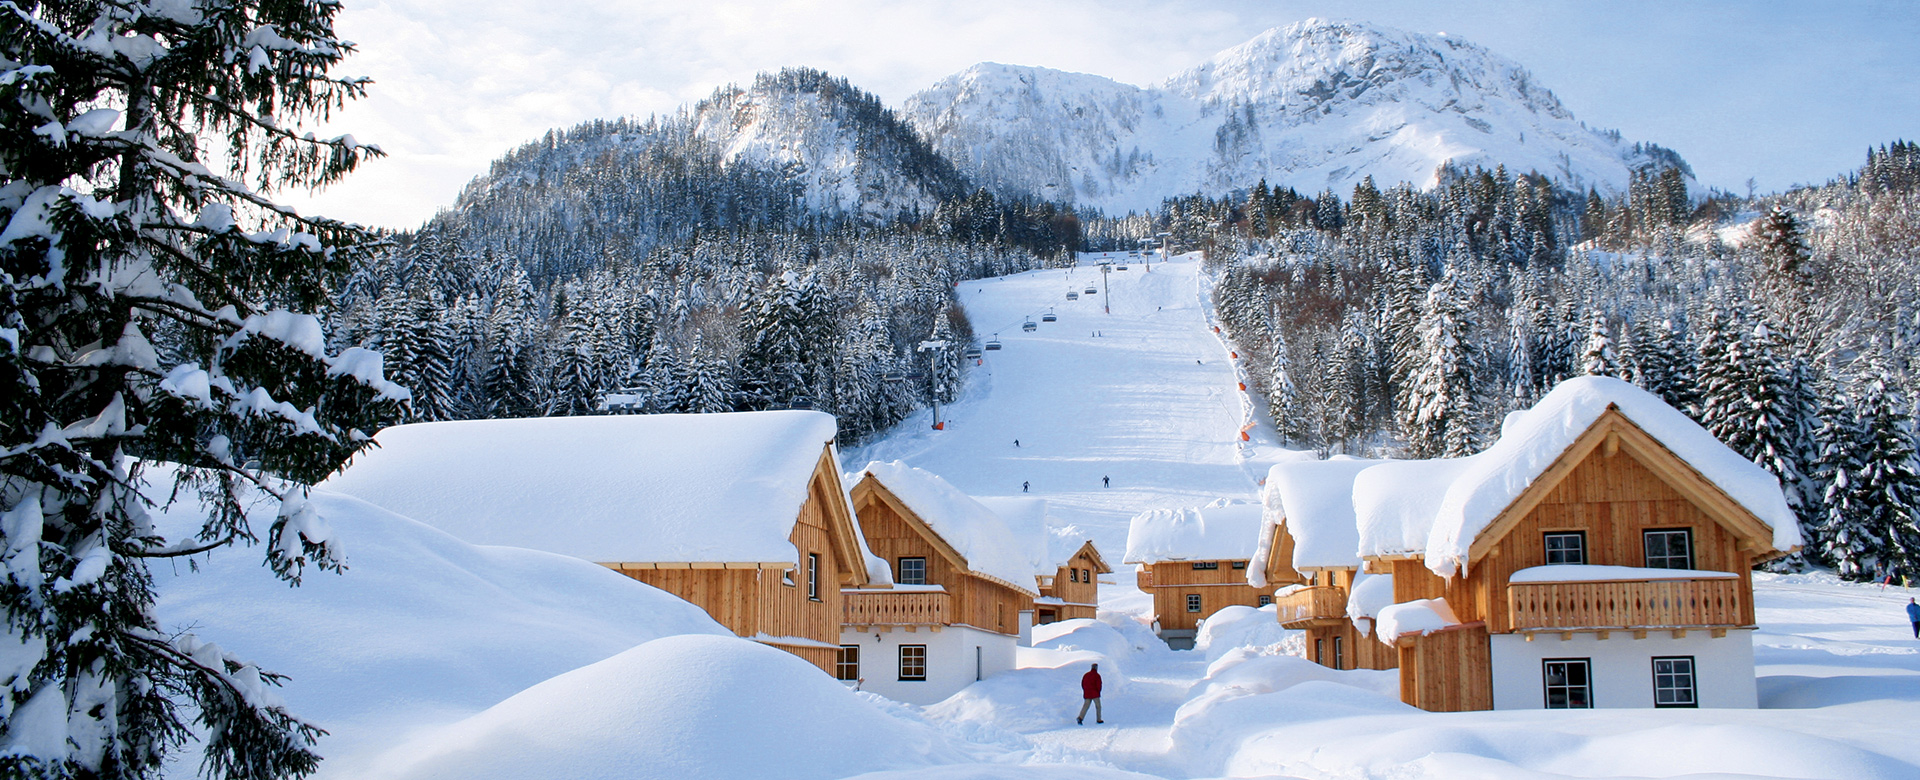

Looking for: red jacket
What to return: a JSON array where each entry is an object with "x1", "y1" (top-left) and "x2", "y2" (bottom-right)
[{"x1": 1081, "y1": 669, "x2": 1102, "y2": 698}]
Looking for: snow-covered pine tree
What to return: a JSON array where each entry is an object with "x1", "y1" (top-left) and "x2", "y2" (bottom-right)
[
  {"x1": 1836, "y1": 353, "x2": 1920, "y2": 579},
  {"x1": 1698, "y1": 315, "x2": 1822, "y2": 565},
  {"x1": 1268, "y1": 327, "x2": 1303, "y2": 445},
  {"x1": 1580, "y1": 309, "x2": 1619, "y2": 377},
  {"x1": 1810, "y1": 389, "x2": 1874, "y2": 577},
  {"x1": 739, "y1": 270, "x2": 810, "y2": 410},
  {"x1": 481, "y1": 265, "x2": 542, "y2": 418},
  {"x1": 0, "y1": 2, "x2": 404, "y2": 776},
  {"x1": 1400, "y1": 276, "x2": 1481, "y2": 458},
  {"x1": 680, "y1": 335, "x2": 737, "y2": 414}
]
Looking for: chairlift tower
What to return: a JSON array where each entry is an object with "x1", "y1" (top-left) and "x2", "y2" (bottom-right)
[{"x1": 917, "y1": 338, "x2": 951, "y2": 430}]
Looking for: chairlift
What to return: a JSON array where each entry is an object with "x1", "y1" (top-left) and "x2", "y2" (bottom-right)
[
  {"x1": 963, "y1": 347, "x2": 983, "y2": 360},
  {"x1": 1021, "y1": 320, "x2": 1037, "y2": 332},
  {"x1": 882, "y1": 370, "x2": 907, "y2": 383},
  {"x1": 1084, "y1": 287, "x2": 1097, "y2": 295},
  {"x1": 1041, "y1": 313, "x2": 1057, "y2": 322},
  {"x1": 1066, "y1": 291, "x2": 1079, "y2": 300},
  {"x1": 1116, "y1": 265, "x2": 1129, "y2": 271},
  {"x1": 984, "y1": 339, "x2": 1003, "y2": 351}
]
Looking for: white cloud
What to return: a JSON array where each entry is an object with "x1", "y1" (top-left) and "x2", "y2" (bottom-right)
[{"x1": 284, "y1": 0, "x2": 1920, "y2": 228}]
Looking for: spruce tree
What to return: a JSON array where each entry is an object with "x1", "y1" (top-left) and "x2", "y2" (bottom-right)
[
  {"x1": 1580, "y1": 309, "x2": 1619, "y2": 377},
  {"x1": 1400, "y1": 276, "x2": 1480, "y2": 458},
  {"x1": 1, "y1": 2, "x2": 403, "y2": 777}
]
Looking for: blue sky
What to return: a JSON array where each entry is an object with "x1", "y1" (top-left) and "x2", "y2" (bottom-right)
[{"x1": 292, "y1": 0, "x2": 1919, "y2": 227}]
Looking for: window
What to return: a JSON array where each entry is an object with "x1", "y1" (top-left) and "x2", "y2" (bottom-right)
[
  {"x1": 898, "y1": 557, "x2": 927, "y2": 585},
  {"x1": 1081, "y1": 568, "x2": 1092, "y2": 583},
  {"x1": 1333, "y1": 636, "x2": 1345, "y2": 670},
  {"x1": 1314, "y1": 638, "x2": 1325, "y2": 665},
  {"x1": 1191, "y1": 561, "x2": 1219, "y2": 570},
  {"x1": 806, "y1": 553, "x2": 820, "y2": 601},
  {"x1": 1544, "y1": 532, "x2": 1587, "y2": 565},
  {"x1": 1257, "y1": 594, "x2": 1272, "y2": 607},
  {"x1": 1186, "y1": 593, "x2": 1202, "y2": 613},
  {"x1": 835, "y1": 645, "x2": 860, "y2": 681},
  {"x1": 1652, "y1": 656, "x2": 1697, "y2": 708},
  {"x1": 899, "y1": 645, "x2": 927, "y2": 681},
  {"x1": 1544, "y1": 659, "x2": 1593, "y2": 709},
  {"x1": 1308, "y1": 571, "x2": 1319, "y2": 586},
  {"x1": 1644, "y1": 529, "x2": 1694, "y2": 569},
  {"x1": 1067, "y1": 568, "x2": 1079, "y2": 583},
  {"x1": 1231, "y1": 561, "x2": 1247, "y2": 570}
]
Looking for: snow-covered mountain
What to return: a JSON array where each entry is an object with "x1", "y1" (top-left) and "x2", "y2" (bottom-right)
[{"x1": 906, "y1": 19, "x2": 1688, "y2": 213}]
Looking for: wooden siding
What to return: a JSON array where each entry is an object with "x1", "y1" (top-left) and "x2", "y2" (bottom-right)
[
  {"x1": 1039, "y1": 547, "x2": 1103, "y2": 622},
  {"x1": 844, "y1": 589, "x2": 952, "y2": 625},
  {"x1": 1399, "y1": 622, "x2": 1492, "y2": 712},
  {"x1": 1507, "y1": 577, "x2": 1747, "y2": 632},
  {"x1": 851, "y1": 485, "x2": 1031, "y2": 636},
  {"x1": 1275, "y1": 586, "x2": 1347, "y2": 628},
  {"x1": 1304, "y1": 623, "x2": 1398, "y2": 671},
  {"x1": 1145, "y1": 560, "x2": 1277, "y2": 632}
]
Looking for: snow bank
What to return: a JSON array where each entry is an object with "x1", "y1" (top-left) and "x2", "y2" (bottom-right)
[
  {"x1": 1253, "y1": 457, "x2": 1385, "y2": 585},
  {"x1": 1192, "y1": 604, "x2": 1293, "y2": 662},
  {"x1": 367, "y1": 634, "x2": 957, "y2": 780},
  {"x1": 320, "y1": 411, "x2": 857, "y2": 566},
  {"x1": 1123, "y1": 499, "x2": 1264, "y2": 564},
  {"x1": 1373, "y1": 598, "x2": 1461, "y2": 645},
  {"x1": 1344, "y1": 572, "x2": 1394, "y2": 637},
  {"x1": 1358, "y1": 377, "x2": 1798, "y2": 577},
  {"x1": 857, "y1": 461, "x2": 1040, "y2": 594},
  {"x1": 147, "y1": 472, "x2": 729, "y2": 773},
  {"x1": 1510, "y1": 564, "x2": 1739, "y2": 583},
  {"x1": 1171, "y1": 656, "x2": 1405, "y2": 774}
]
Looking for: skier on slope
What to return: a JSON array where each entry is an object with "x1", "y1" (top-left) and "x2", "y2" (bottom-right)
[
  {"x1": 1908, "y1": 598, "x2": 1919, "y2": 639},
  {"x1": 1023, "y1": 481, "x2": 1029, "y2": 493},
  {"x1": 1103, "y1": 475, "x2": 1110, "y2": 488},
  {"x1": 1077, "y1": 663, "x2": 1104, "y2": 724}
]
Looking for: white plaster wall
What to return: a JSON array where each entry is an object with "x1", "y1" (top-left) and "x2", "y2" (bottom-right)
[
  {"x1": 1489, "y1": 629, "x2": 1757, "y2": 709},
  {"x1": 838, "y1": 625, "x2": 1017, "y2": 706}
]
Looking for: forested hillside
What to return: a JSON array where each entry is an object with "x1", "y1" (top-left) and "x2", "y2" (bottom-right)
[{"x1": 1179, "y1": 144, "x2": 1920, "y2": 579}]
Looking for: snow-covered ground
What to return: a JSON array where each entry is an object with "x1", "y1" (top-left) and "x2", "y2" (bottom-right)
[{"x1": 150, "y1": 251, "x2": 1920, "y2": 779}]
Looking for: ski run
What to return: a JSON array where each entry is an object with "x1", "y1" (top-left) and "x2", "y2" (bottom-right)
[{"x1": 146, "y1": 252, "x2": 1920, "y2": 780}]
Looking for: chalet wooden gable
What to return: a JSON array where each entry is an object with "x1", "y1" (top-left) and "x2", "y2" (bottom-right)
[
  {"x1": 812, "y1": 446, "x2": 876, "y2": 588},
  {"x1": 1071, "y1": 540, "x2": 1114, "y2": 575},
  {"x1": 1464, "y1": 405, "x2": 1786, "y2": 570}
]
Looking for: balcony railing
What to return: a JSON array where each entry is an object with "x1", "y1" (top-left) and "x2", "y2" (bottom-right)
[
  {"x1": 843, "y1": 589, "x2": 951, "y2": 626},
  {"x1": 1507, "y1": 577, "x2": 1746, "y2": 633},
  {"x1": 1275, "y1": 585, "x2": 1348, "y2": 628}
]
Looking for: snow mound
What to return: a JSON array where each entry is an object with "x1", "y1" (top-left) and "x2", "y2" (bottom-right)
[
  {"x1": 1123, "y1": 499, "x2": 1264, "y2": 564},
  {"x1": 148, "y1": 475, "x2": 729, "y2": 773},
  {"x1": 320, "y1": 411, "x2": 855, "y2": 565},
  {"x1": 1192, "y1": 604, "x2": 1294, "y2": 662},
  {"x1": 1344, "y1": 572, "x2": 1394, "y2": 637},
  {"x1": 857, "y1": 461, "x2": 1041, "y2": 594},
  {"x1": 1359, "y1": 376, "x2": 1797, "y2": 577},
  {"x1": 368, "y1": 634, "x2": 957, "y2": 780}
]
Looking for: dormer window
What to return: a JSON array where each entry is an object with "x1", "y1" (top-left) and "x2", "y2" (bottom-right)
[{"x1": 1544, "y1": 532, "x2": 1586, "y2": 565}]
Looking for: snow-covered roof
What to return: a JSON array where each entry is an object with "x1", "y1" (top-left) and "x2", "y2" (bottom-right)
[
  {"x1": 320, "y1": 411, "x2": 881, "y2": 574},
  {"x1": 1253, "y1": 457, "x2": 1385, "y2": 584},
  {"x1": 854, "y1": 461, "x2": 1040, "y2": 596},
  {"x1": 1356, "y1": 376, "x2": 1799, "y2": 577},
  {"x1": 976, "y1": 496, "x2": 1106, "y2": 576},
  {"x1": 1123, "y1": 499, "x2": 1265, "y2": 565}
]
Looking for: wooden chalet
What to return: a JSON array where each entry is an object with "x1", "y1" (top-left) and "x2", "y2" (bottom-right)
[
  {"x1": 1252, "y1": 458, "x2": 1398, "y2": 672},
  {"x1": 319, "y1": 411, "x2": 888, "y2": 673},
  {"x1": 1124, "y1": 501, "x2": 1277, "y2": 645},
  {"x1": 977, "y1": 496, "x2": 1110, "y2": 625},
  {"x1": 839, "y1": 462, "x2": 1041, "y2": 704},
  {"x1": 1353, "y1": 377, "x2": 1798, "y2": 711}
]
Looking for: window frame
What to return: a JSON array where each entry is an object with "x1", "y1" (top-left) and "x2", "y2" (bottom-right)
[
  {"x1": 897, "y1": 556, "x2": 927, "y2": 585},
  {"x1": 898, "y1": 644, "x2": 928, "y2": 681},
  {"x1": 1191, "y1": 561, "x2": 1219, "y2": 571},
  {"x1": 806, "y1": 553, "x2": 820, "y2": 601},
  {"x1": 835, "y1": 645, "x2": 860, "y2": 681},
  {"x1": 1643, "y1": 529, "x2": 1695, "y2": 570},
  {"x1": 1544, "y1": 531, "x2": 1587, "y2": 565},
  {"x1": 1332, "y1": 635, "x2": 1346, "y2": 670},
  {"x1": 1231, "y1": 561, "x2": 1247, "y2": 570},
  {"x1": 1185, "y1": 593, "x2": 1202, "y2": 613},
  {"x1": 1543, "y1": 658, "x2": 1593, "y2": 709},
  {"x1": 1652, "y1": 656, "x2": 1698, "y2": 708},
  {"x1": 1257, "y1": 594, "x2": 1272, "y2": 607}
]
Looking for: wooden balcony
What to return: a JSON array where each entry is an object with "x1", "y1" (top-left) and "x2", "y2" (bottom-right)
[
  {"x1": 843, "y1": 589, "x2": 951, "y2": 626},
  {"x1": 1507, "y1": 576, "x2": 1748, "y2": 636},
  {"x1": 1275, "y1": 585, "x2": 1348, "y2": 629}
]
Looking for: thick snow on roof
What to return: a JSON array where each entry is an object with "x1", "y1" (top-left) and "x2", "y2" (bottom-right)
[
  {"x1": 145, "y1": 466, "x2": 730, "y2": 770},
  {"x1": 1373, "y1": 598, "x2": 1461, "y2": 645},
  {"x1": 1124, "y1": 499, "x2": 1265, "y2": 564},
  {"x1": 1359, "y1": 377, "x2": 1799, "y2": 577},
  {"x1": 1259, "y1": 457, "x2": 1386, "y2": 574},
  {"x1": 1344, "y1": 573, "x2": 1395, "y2": 638},
  {"x1": 320, "y1": 411, "x2": 851, "y2": 565},
  {"x1": 857, "y1": 461, "x2": 1040, "y2": 595},
  {"x1": 977, "y1": 495, "x2": 1103, "y2": 575},
  {"x1": 1509, "y1": 564, "x2": 1738, "y2": 583}
]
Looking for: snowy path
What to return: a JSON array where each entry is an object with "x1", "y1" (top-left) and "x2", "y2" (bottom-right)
[{"x1": 848, "y1": 252, "x2": 1284, "y2": 595}]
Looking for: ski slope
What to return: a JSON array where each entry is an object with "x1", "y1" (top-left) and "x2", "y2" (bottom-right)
[{"x1": 850, "y1": 251, "x2": 1290, "y2": 600}]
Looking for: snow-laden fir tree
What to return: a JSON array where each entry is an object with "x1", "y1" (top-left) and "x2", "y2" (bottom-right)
[
  {"x1": 0, "y1": 1, "x2": 405, "y2": 777},
  {"x1": 1267, "y1": 327, "x2": 1303, "y2": 446},
  {"x1": 677, "y1": 335, "x2": 736, "y2": 414},
  {"x1": 1580, "y1": 309, "x2": 1619, "y2": 377},
  {"x1": 1830, "y1": 352, "x2": 1920, "y2": 579},
  {"x1": 1697, "y1": 315, "x2": 1822, "y2": 563},
  {"x1": 1399, "y1": 276, "x2": 1480, "y2": 458},
  {"x1": 1810, "y1": 389, "x2": 1875, "y2": 577},
  {"x1": 739, "y1": 270, "x2": 810, "y2": 410}
]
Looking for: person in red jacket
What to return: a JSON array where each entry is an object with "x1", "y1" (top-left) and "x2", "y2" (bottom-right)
[{"x1": 1076, "y1": 663, "x2": 1103, "y2": 724}]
